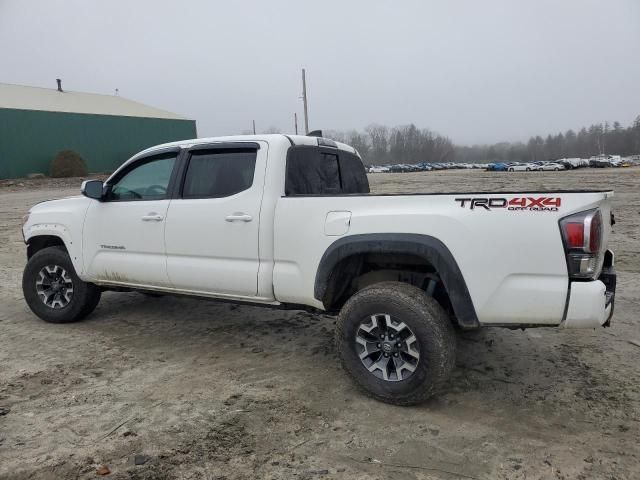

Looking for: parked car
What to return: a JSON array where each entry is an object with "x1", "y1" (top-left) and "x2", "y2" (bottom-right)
[
  {"x1": 619, "y1": 158, "x2": 634, "y2": 167},
  {"x1": 390, "y1": 164, "x2": 420, "y2": 173},
  {"x1": 487, "y1": 162, "x2": 509, "y2": 171},
  {"x1": 590, "y1": 158, "x2": 611, "y2": 168},
  {"x1": 589, "y1": 155, "x2": 618, "y2": 168},
  {"x1": 558, "y1": 158, "x2": 589, "y2": 170},
  {"x1": 416, "y1": 163, "x2": 433, "y2": 171},
  {"x1": 610, "y1": 159, "x2": 623, "y2": 167},
  {"x1": 21, "y1": 134, "x2": 616, "y2": 405},
  {"x1": 540, "y1": 162, "x2": 566, "y2": 171},
  {"x1": 507, "y1": 163, "x2": 538, "y2": 172}
]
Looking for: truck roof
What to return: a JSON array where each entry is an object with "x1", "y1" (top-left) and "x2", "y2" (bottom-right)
[{"x1": 135, "y1": 134, "x2": 357, "y2": 158}]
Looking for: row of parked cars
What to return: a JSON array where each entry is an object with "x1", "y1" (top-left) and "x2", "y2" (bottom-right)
[
  {"x1": 489, "y1": 156, "x2": 637, "y2": 172},
  {"x1": 488, "y1": 161, "x2": 568, "y2": 172},
  {"x1": 367, "y1": 155, "x2": 638, "y2": 173},
  {"x1": 368, "y1": 162, "x2": 487, "y2": 173}
]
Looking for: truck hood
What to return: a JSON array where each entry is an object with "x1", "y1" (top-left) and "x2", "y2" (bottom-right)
[{"x1": 29, "y1": 195, "x2": 91, "y2": 215}]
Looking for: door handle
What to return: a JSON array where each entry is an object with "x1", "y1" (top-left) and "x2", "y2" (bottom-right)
[
  {"x1": 225, "y1": 213, "x2": 253, "y2": 222},
  {"x1": 141, "y1": 214, "x2": 164, "y2": 222}
]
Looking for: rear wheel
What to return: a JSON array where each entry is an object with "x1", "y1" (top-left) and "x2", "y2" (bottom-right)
[
  {"x1": 508, "y1": 168, "x2": 514, "y2": 172},
  {"x1": 335, "y1": 282, "x2": 456, "y2": 405},
  {"x1": 22, "y1": 246, "x2": 101, "y2": 323}
]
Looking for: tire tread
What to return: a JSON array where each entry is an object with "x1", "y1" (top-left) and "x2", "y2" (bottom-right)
[
  {"x1": 336, "y1": 281, "x2": 456, "y2": 405},
  {"x1": 22, "y1": 246, "x2": 101, "y2": 323}
]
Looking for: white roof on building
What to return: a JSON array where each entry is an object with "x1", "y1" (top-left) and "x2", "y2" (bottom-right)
[{"x1": 0, "y1": 82, "x2": 191, "y2": 120}]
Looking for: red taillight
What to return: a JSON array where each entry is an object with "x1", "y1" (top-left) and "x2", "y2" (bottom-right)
[
  {"x1": 589, "y1": 210, "x2": 602, "y2": 253},
  {"x1": 564, "y1": 222, "x2": 584, "y2": 249},
  {"x1": 560, "y1": 209, "x2": 604, "y2": 279}
]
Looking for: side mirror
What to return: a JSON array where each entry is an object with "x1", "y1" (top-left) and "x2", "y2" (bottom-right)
[{"x1": 81, "y1": 180, "x2": 104, "y2": 200}]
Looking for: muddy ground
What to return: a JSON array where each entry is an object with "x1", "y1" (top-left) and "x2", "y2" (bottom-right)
[{"x1": 1, "y1": 168, "x2": 639, "y2": 480}]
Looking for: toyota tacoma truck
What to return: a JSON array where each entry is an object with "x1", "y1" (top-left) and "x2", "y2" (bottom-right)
[{"x1": 21, "y1": 134, "x2": 616, "y2": 405}]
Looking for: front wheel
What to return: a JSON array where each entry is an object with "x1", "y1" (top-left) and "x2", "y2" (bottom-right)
[
  {"x1": 22, "y1": 246, "x2": 101, "y2": 323},
  {"x1": 335, "y1": 282, "x2": 456, "y2": 405}
]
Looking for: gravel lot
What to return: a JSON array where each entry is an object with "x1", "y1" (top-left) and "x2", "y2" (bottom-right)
[{"x1": 1, "y1": 168, "x2": 639, "y2": 480}]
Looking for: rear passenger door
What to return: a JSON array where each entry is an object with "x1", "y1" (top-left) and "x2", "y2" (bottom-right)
[{"x1": 164, "y1": 143, "x2": 266, "y2": 297}]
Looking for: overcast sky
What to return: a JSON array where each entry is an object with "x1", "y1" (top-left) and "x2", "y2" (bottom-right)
[{"x1": 1, "y1": 0, "x2": 638, "y2": 144}]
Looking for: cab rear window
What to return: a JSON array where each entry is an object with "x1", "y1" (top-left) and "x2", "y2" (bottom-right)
[{"x1": 285, "y1": 145, "x2": 370, "y2": 195}]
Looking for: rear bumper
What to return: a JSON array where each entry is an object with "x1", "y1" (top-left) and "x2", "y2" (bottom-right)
[{"x1": 562, "y1": 250, "x2": 616, "y2": 328}]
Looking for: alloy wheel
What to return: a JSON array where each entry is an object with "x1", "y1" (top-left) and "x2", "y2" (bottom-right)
[
  {"x1": 355, "y1": 313, "x2": 420, "y2": 381},
  {"x1": 35, "y1": 265, "x2": 74, "y2": 309}
]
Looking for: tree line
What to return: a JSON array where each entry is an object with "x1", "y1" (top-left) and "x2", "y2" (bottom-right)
[
  {"x1": 323, "y1": 116, "x2": 640, "y2": 165},
  {"x1": 325, "y1": 124, "x2": 455, "y2": 166}
]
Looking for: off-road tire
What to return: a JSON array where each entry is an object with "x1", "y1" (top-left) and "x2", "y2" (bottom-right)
[
  {"x1": 335, "y1": 281, "x2": 456, "y2": 405},
  {"x1": 22, "y1": 246, "x2": 101, "y2": 323}
]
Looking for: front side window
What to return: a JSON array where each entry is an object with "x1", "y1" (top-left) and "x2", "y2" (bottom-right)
[
  {"x1": 110, "y1": 153, "x2": 176, "y2": 201},
  {"x1": 182, "y1": 150, "x2": 257, "y2": 198}
]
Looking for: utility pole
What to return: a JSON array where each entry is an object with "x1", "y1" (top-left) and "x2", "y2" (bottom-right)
[
  {"x1": 294, "y1": 113, "x2": 298, "y2": 135},
  {"x1": 252, "y1": 120, "x2": 256, "y2": 135},
  {"x1": 301, "y1": 68, "x2": 309, "y2": 134}
]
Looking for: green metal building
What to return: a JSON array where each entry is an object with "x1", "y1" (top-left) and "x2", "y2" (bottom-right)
[{"x1": 0, "y1": 82, "x2": 197, "y2": 179}]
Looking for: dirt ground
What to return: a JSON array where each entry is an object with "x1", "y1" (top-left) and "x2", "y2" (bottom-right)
[{"x1": 1, "y1": 168, "x2": 639, "y2": 480}]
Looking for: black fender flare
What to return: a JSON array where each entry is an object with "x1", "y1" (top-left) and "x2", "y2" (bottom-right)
[
  {"x1": 314, "y1": 233, "x2": 479, "y2": 328},
  {"x1": 26, "y1": 234, "x2": 68, "y2": 259}
]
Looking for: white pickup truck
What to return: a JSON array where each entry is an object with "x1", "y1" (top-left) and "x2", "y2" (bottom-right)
[{"x1": 22, "y1": 134, "x2": 616, "y2": 405}]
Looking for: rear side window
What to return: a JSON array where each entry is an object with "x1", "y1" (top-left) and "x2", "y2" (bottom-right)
[
  {"x1": 316, "y1": 152, "x2": 341, "y2": 193},
  {"x1": 285, "y1": 146, "x2": 369, "y2": 195},
  {"x1": 182, "y1": 150, "x2": 257, "y2": 198},
  {"x1": 338, "y1": 151, "x2": 370, "y2": 194}
]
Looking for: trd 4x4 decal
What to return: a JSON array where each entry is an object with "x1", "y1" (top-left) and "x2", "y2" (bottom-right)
[{"x1": 455, "y1": 197, "x2": 561, "y2": 211}]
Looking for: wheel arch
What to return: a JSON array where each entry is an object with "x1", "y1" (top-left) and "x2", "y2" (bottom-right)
[
  {"x1": 25, "y1": 227, "x2": 84, "y2": 277},
  {"x1": 26, "y1": 234, "x2": 68, "y2": 259},
  {"x1": 314, "y1": 233, "x2": 479, "y2": 329}
]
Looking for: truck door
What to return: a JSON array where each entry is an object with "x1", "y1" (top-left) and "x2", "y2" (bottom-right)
[
  {"x1": 83, "y1": 150, "x2": 179, "y2": 286},
  {"x1": 164, "y1": 143, "x2": 266, "y2": 297}
]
